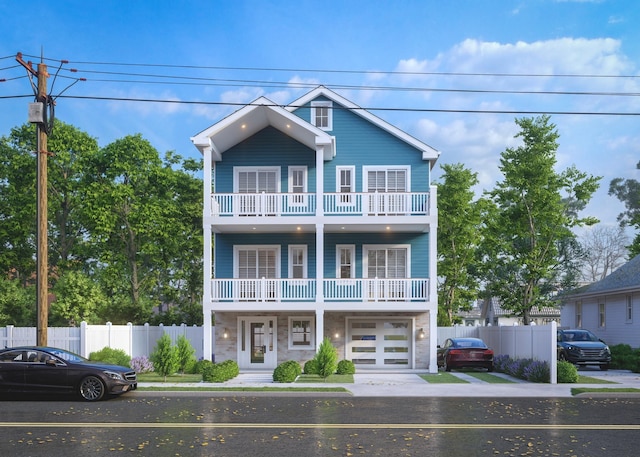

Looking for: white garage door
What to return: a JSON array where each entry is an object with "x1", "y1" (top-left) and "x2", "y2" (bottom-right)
[{"x1": 347, "y1": 319, "x2": 412, "y2": 368}]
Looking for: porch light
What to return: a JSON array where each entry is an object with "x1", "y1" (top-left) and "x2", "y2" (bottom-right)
[
  {"x1": 223, "y1": 328, "x2": 229, "y2": 339},
  {"x1": 417, "y1": 328, "x2": 425, "y2": 339},
  {"x1": 334, "y1": 332, "x2": 340, "y2": 339}
]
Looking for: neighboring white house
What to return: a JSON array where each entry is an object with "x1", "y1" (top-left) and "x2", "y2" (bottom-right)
[
  {"x1": 481, "y1": 297, "x2": 561, "y2": 326},
  {"x1": 191, "y1": 86, "x2": 440, "y2": 371},
  {"x1": 561, "y1": 254, "x2": 640, "y2": 347}
]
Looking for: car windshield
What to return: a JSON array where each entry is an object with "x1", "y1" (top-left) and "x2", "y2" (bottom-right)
[
  {"x1": 44, "y1": 348, "x2": 87, "y2": 363},
  {"x1": 453, "y1": 339, "x2": 487, "y2": 348},
  {"x1": 562, "y1": 331, "x2": 599, "y2": 342}
]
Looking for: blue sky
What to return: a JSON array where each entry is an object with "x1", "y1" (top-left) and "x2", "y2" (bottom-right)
[{"x1": 2, "y1": 0, "x2": 639, "y2": 237}]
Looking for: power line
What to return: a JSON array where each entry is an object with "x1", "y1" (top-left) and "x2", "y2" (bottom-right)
[{"x1": 55, "y1": 94, "x2": 640, "y2": 116}]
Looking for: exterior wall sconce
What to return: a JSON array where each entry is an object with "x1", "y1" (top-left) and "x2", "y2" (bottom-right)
[
  {"x1": 334, "y1": 332, "x2": 340, "y2": 339},
  {"x1": 417, "y1": 328, "x2": 425, "y2": 339},
  {"x1": 223, "y1": 328, "x2": 229, "y2": 339}
]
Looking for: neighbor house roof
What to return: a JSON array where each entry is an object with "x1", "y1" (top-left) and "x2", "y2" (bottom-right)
[
  {"x1": 481, "y1": 297, "x2": 561, "y2": 319},
  {"x1": 562, "y1": 254, "x2": 640, "y2": 299}
]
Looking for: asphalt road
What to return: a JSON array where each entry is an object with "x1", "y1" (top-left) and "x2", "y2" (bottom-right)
[{"x1": 1, "y1": 392, "x2": 640, "y2": 456}]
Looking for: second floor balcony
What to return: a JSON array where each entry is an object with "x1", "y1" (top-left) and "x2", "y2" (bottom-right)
[
  {"x1": 210, "y1": 191, "x2": 431, "y2": 218},
  {"x1": 210, "y1": 277, "x2": 430, "y2": 303}
]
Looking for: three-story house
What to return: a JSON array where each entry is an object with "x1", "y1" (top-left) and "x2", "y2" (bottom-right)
[{"x1": 191, "y1": 86, "x2": 440, "y2": 371}]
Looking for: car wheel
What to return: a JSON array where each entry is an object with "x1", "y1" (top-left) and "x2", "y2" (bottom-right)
[
  {"x1": 600, "y1": 364, "x2": 609, "y2": 371},
  {"x1": 79, "y1": 376, "x2": 106, "y2": 401},
  {"x1": 444, "y1": 358, "x2": 452, "y2": 372}
]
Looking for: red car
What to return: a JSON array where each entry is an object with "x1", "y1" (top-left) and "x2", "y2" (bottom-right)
[{"x1": 437, "y1": 337, "x2": 494, "y2": 372}]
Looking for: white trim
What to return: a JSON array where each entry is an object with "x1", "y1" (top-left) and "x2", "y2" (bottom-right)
[
  {"x1": 311, "y1": 101, "x2": 333, "y2": 131},
  {"x1": 336, "y1": 244, "x2": 356, "y2": 279},
  {"x1": 362, "y1": 244, "x2": 411, "y2": 278},
  {"x1": 288, "y1": 86, "x2": 440, "y2": 162},
  {"x1": 288, "y1": 245, "x2": 308, "y2": 278},
  {"x1": 288, "y1": 316, "x2": 316, "y2": 350}
]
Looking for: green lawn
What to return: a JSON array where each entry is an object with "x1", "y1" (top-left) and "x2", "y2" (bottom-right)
[
  {"x1": 464, "y1": 371, "x2": 516, "y2": 383},
  {"x1": 295, "y1": 374, "x2": 354, "y2": 383},
  {"x1": 572, "y1": 387, "x2": 640, "y2": 396},
  {"x1": 137, "y1": 373, "x2": 202, "y2": 383},
  {"x1": 576, "y1": 375, "x2": 618, "y2": 384},
  {"x1": 420, "y1": 372, "x2": 469, "y2": 384}
]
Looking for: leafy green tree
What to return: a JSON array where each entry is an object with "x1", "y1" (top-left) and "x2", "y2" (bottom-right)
[
  {"x1": 0, "y1": 276, "x2": 36, "y2": 326},
  {"x1": 50, "y1": 270, "x2": 107, "y2": 326},
  {"x1": 481, "y1": 116, "x2": 600, "y2": 324},
  {"x1": 175, "y1": 334, "x2": 196, "y2": 374},
  {"x1": 313, "y1": 337, "x2": 339, "y2": 379},
  {"x1": 436, "y1": 163, "x2": 484, "y2": 326},
  {"x1": 150, "y1": 333, "x2": 179, "y2": 381},
  {"x1": 609, "y1": 160, "x2": 640, "y2": 257}
]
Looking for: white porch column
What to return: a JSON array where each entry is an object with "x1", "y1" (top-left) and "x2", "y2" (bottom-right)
[
  {"x1": 202, "y1": 145, "x2": 214, "y2": 361},
  {"x1": 428, "y1": 184, "x2": 439, "y2": 373},
  {"x1": 315, "y1": 144, "x2": 324, "y2": 216},
  {"x1": 315, "y1": 309, "x2": 325, "y2": 351}
]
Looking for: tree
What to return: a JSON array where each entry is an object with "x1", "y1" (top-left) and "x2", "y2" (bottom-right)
[
  {"x1": 50, "y1": 270, "x2": 107, "y2": 326},
  {"x1": 150, "y1": 333, "x2": 179, "y2": 381},
  {"x1": 609, "y1": 161, "x2": 640, "y2": 257},
  {"x1": 481, "y1": 116, "x2": 600, "y2": 324},
  {"x1": 579, "y1": 225, "x2": 629, "y2": 282},
  {"x1": 175, "y1": 334, "x2": 196, "y2": 374},
  {"x1": 436, "y1": 164, "x2": 484, "y2": 326},
  {"x1": 313, "y1": 337, "x2": 339, "y2": 379}
]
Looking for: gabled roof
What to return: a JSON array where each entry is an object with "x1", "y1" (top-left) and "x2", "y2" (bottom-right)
[
  {"x1": 191, "y1": 96, "x2": 335, "y2": 161},
  {"x1": 563, "y1": 254, "x2": 640, "y2": 299},
  {"x1": 288, "y1": 86, "x2": 440, "y2": 165},
  {"x1": 481, "y1": 297, "x2": 561, "y2": 318}
]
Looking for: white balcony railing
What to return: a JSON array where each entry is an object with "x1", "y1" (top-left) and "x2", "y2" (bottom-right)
[
  {"x1": 210, "y1": 192, "x2": 430, "y2": 217},
  {"x1": 210, "y1": 278, "x2": 429, "y2": 302},
  {"x1": 324, "y1": 192, "x2": 430, "y2": 216}
]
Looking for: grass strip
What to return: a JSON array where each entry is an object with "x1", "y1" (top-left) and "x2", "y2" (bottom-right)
[
  {"x1": 464, "y1": 372, "x2": 516, "y2": 383},
  {"x1": 296, "y1": 374, "x2": 354, "y2": 384},
  {"x1": 572, "y1": 387, "x2": 640, "y2": 396},
  {"x1": 576, "y1": 375, "x2": 618, "y2": 384},
  {"x1": 137, "y1": 373, "x2": 202, "y2": 383},
  {"x1": 137, "y1": 386, "x2": 350, "y2": 393},
  {"x1": 420, "y1": 373, "x2": 469, "y2": 384}
]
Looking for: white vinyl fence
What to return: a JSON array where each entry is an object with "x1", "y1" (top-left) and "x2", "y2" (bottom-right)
[
  {"x1": 0, "y1": 322, "x2": 204, "y2": 360},
  {"x1": 438, "y1": 322, "x2": 558, "y2": 384}
]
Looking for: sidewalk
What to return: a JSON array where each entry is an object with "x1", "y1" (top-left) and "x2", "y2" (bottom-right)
[{"x1": 137, "y1": 368, "x2": 640, "y2": 397}]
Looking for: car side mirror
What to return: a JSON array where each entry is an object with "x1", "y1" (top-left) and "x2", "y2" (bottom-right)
[{"x1": 437, "y1": 345, "x2": 441, "y2": 348}]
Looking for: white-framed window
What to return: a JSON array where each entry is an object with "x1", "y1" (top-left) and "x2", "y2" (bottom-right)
[
  {"x1": 234, "y1": 166, "x2": 280, "y2": 193},
  {"x1": 363, "y1": 166, "x2": 410, "y2": 193},
  {"x1": 336, "y1": 166, "x2": 355, "y2": 204},
  {"x1": 363, "y1": 245, "x2": 409, "y2": 278},
  {"x1": 288, "y1": 245, "x2": 307, "y2": 279},
  {"x1": 626, "y1": 295, "x2": 633, "y2": 323},
  {"x1": 288, "y1": 317, "x2": 315, "y2": 349},
  {"x1": 288, "y1": 166, "x2": 307, "y2": 205},
  {"x1": 598, "y1": 303, "x2": 606, "y2": 327},
  {"x1": 234, "y1": 245, "x2": 280, "y2": 278},
  {"x1": 336, "y1": 245, "x2": 356, "y2": 279},
  {"x1": 575, "y1": 301, "x2": 582, "y2": 328},
  {"x1": 311, "y1": 101, "x2": 332, "y2": 130}
]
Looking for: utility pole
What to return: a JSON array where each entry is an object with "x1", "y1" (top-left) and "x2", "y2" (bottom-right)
[{"x1": 16, "y1": 53, "x2": 50, "y2": 346}]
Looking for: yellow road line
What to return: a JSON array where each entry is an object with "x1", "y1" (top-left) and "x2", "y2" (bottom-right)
[{"x1": 1, "y1": 422, "x2": 639, "y2": 430}]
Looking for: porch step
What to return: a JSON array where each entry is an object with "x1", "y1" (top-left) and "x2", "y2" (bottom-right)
[{"x1": 228, "y1": 372, "x2": 274, "y2": 384}]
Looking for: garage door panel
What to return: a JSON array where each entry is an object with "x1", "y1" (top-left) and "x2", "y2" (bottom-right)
[{"x1": 348, "y1": 319, "x2": 411, "y2": 368}]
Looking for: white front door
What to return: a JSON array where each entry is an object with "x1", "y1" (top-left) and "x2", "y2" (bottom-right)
[{"x1": 237, "y1": 317, "x2": 277, "y2": 370}]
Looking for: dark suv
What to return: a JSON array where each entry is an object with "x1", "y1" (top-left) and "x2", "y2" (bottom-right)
[{"x1": 557, "y1": 329, "x2": 611, "y2": 370}]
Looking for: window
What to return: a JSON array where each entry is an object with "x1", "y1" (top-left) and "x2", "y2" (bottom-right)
[
  {"x1": 288, "y1": 166, "x2": 307, "y2": 205},
  {"x1": 626, "y1": 295, "x2": 633, "y2": 323},
  {"x1": 336, "y1": 166, "x2": 355, "y2": 204},
  {"x1": 234, "y1": 167, "x2": 280, "y2": 215},
  {"x1": 598, "y1": 303, "x2": 606, "y2": 327},
  {"x1": 363, "y1": 166, "x2": 410, "y2": 214},
  {"x1": 364, "y1": 246, "x2": 408, "y2": 278},
  {"x1": 311, "y1": 101, "x2": 332, "y2": 130},
  {"x1": 575, "y1": 302, "x2": 582, "y2": 328},
  {"x1": 235, "y1": 246, "x2": 279, "y2": 300},
  {"x1": 288, "y1": 245, "x2": 307, "y2": 278},
  {"x1": 289, "y1": 317, "x2": 315, "y2": 349},
  {"x1": 336, "y1": 245, "x2": 355, "y2": 278}
]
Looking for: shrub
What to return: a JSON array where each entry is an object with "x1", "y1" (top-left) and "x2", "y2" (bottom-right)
[
  {"x1": 273, "y1": 360, "x2": 302, "y2": 383},
  {"x1": 150, "y1": 334, "x2": 179, "y2": 381},
  {"x1": 303, "y1": 359, "x2": 318, "y2": 375},
  {"x1": 313, "y1": 337, "x2": 338, "y2": 379},
  {"x1": 523, "y1": 360, "x2": 550, "y2": 383},
  {"x1": 557, "y1": 360, "x2": 579, "y2": 383},
  {"x1": 493, "y1": 354, "x2": 511, "y2": 372},
  {"x1": 610, "y1": 344, "x2": 640, "y2": 371},
  {"x1": 336, "y1": 359, "x2": 356, "y2": 375},
  {"x1": 130, "y1": 355, "x2": 154, "y2": 373},
  {"x1": 89, "y1": 347, "x2": 131, "y2": 367},
  {"x1": 199, "y1": 360, "x2": 215, "y2": 381},
  {"x1": 203, "y1": 359, "x2": 239, "y2": 382},
  {"x1": 175, "y1": 335, "x2": 196, "y2": 374}
]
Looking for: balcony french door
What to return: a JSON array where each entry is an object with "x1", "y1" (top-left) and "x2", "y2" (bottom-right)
[
  {"x1": 366, "y1": 168, "x2": 408, "y2": 215},
  {"x1": 366, "y1": 248, "x2": 407, "y2": 300},
  {"x1": 238, "y1": 248, "x2": 277, "y2": 300},
  {"x1": 238, "y1": 169, "x2": 278, "y2": 215}
]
